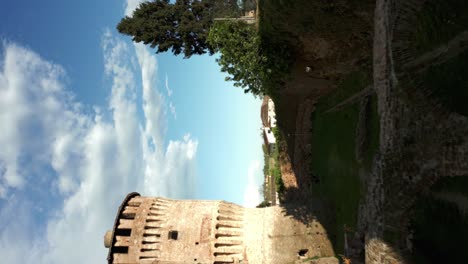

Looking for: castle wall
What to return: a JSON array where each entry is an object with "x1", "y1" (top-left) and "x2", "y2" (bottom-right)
[
  {"x1": 243, "y1": 207, "x2": 334, "y2": 264},
  {"x1": 106, "y1": 194, "x2": 333, "y2": 264}
]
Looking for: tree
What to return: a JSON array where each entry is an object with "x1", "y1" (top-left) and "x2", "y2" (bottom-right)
[
  {"x1": 256, "y1": 200, "x2": 271, "y2": 208},
  {"x1": 117, "y1": 0, "x2": 215, "y2": 58},
  {"x1": 208, "y1": 0, "x2": 241, "y2": 18},
  {"x1": 117, "y1": 0, "x2": 242, "y2": 58},
  {"x1": 207, "y1": 21, "x2": 266, "y2": 95}
]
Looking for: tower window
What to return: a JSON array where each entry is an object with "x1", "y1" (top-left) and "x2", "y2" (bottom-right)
[
  {"x1": 298, "y1": 249, "x2": 308, "y2": 257},
  {"x1": 168, "y1": 230, "x2": 178, "y2": 240}
]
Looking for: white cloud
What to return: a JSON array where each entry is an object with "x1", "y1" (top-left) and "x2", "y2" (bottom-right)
[
  {"x1": 165, "y1": 73, "x2": 173, "y2": 96},
  {"x1": 0, "y1": 31, "x2": 197, "y2": 264},
  {"x1": 124, "y1": 0, "x2": 145, "y2": 17},
  {"x1": 0, "y1": 195, "x2": 44, "y2": 262},
  {"x1": 165, "y1": 74, "x2": 176, "y2": 119},
  {"x1": 0, "y1": 42, "x2": 86, "y2": 193},
  {"x1": 169, "y1": 101, "x2": 177, "y2": 119},
  {"x1": 132, "y1": 42, "x2": 196, "y2": 198},
  {"x1": 243, "y1": 160, "x2": 263, "y2": 208},
  {"x1": 134, "y1": 43, "x2": 166, "y2": 150}
]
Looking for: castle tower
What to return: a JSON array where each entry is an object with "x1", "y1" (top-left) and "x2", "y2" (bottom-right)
[{"x1": 104, "y1": 193, "x2": 333, "y2": 264}]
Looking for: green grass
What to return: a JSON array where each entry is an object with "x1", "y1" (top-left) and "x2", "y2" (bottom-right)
[
  {"x1": 309, "y1": 72, "x2": 378, "y2": 254},
  {"x1": 430, "y1": 176, "x2": 468, "y2": 198},
  {"x1": 410, "y1": 186, "x2": 468, "y2": 264},
  {"x1": 311, "y1": 103, "x2": 361, "y2": 254},
  {"x1": 269, "y1": 130, "x2": 285, "y2": 196},
  {"x1": 411, "y1": 0, "x2": 468, "y2": 56},
  {"x1": 272, "y1": 165, "x2": 285, "y2": 195},
  {"x1": 421, "y1": 50, "x2": 468, "y2": 116},
  {"x1": 318, "y1": 71, "x2": 371, "y2": 110}
]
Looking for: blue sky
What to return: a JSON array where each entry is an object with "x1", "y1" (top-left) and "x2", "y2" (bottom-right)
[{"x1": 0, "y1": 0, "x2": 264, "y2": 262}]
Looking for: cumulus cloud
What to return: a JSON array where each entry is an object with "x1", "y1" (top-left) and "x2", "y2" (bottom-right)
[
  {"x1": 0, "y1": 42, "x2": 88, "y2": 195},
  {"x1": 0, "y1": 31, "x2": 197, "y2": 264},
  {"x1": 243, "y1": 160, "x2": 263, "y2": 208}
]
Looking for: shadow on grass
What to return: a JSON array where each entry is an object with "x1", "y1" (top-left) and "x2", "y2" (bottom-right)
[
  {"x1": 276, "y1": 72, "x2": 379, "y2": 258},
  {"x1": 407, "y1": 177, "x2": 468, "y2": 264},
  {"x1": 421, "y1": 51, "x2": 468, "y2": 116},
  {"x1": 410, "y1": 0, "x2": 468, "y2": 57}
]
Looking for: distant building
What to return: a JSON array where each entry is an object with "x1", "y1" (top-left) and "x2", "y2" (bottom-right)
[
  {"x1": 263, "y1": 128, "x2": 276, "y2": 154},
  {"x1": 267, "y1": 99, "x2": 277, "y2": 128},
  {"x1": 261, "y1": 96, "x2": 277, "y2": 154},
  {"x1": 260, "y1": 96, "x2": 277, "y2": 128},
  {"x1": 213, "y1": 10, "x2": 256, "y2": 24}
]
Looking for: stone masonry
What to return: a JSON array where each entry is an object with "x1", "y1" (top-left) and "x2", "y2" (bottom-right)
[{"x1": 105, "y1": 193, "x2": 335, "y2": 264}]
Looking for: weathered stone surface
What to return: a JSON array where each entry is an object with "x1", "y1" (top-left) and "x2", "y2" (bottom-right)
[
  {"x1": 295, "y1": 256, "x2": 339, "y2": 264},
  {"x1": 106, "y1": 193, "x2": 335, "y2": 264},
  {"x1": 360, "y1": 0, "x2": 468, "y2": 263}
]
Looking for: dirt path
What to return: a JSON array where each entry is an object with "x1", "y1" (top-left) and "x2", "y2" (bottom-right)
[{"x1": 324, "y1": 86, "x2": 374, "y2": 114}]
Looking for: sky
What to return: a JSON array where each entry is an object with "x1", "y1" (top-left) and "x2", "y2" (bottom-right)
[{"x1": 0, "y1": 0, "x2": 264, "y2": 262}]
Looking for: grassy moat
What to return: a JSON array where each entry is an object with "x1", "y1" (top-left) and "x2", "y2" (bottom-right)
[
  {"x1": 257, "y1": 0, "x2": 468, "y2": 263},
  {"x1": 310, "y1": 72, "x2": 379, "y2": 255}
]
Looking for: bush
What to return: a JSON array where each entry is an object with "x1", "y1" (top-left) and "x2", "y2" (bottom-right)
[
  {"x1": 271, "y1": 165, "x2": 285, "y2": 194},
  {"x1": 207, "y1": 20, "x2": 293, "y2": 97},
  {"x1": 256, "y1": 200, "x2": 271, "y2": 208},
  {"x1": 207, "y1": 21, "x2": 266, "y2": 95}
]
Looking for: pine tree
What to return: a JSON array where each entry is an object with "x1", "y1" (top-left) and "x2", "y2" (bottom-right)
[{"x1": 117, "y1": 0, "x2": 216, "y2": 58}]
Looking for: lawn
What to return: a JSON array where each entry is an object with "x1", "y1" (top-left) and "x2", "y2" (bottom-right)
[
  {"x1": 409, "y1": 177, "x2": 468, "y2": 264},
  {"x1": 421, "y1": 50, "x2": 468, "y2": 116},
  {"x1": 317, "y1": 71, "x2": 370, "y2": 110},
  {"x1": 410, "y1": 0, "x2": 468, "y2": 57},
  {"x1": 310, "y1": 72, "x2": 379, "y2": 254}
]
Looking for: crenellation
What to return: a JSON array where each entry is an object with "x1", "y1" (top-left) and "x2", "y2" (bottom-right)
[
  {"x1": 216, "y1": 215, "x2": 243, "y2": 221},
  {"x1": 215, "y1": 239, "x2": 243, "y2": 246},
  {"x1": 128, "y1": 196, "x2": 144, "y2": 205},
  {"x1": 145, "y1": 222, "x2": 163, "y2": 228},
  {"x1": 141, "y1": 243, "x2": 160, "y2": 250},
  {"x1": 138, "y1": 250, "x2": 160, "y2": 258},
  {"x1": 115, "y1": 236, "x2": 132, "y2": 247},
  {"x1": 118, "y1": 218, "x2": 134, "y2": 229},
  {"x1": 113, "y1": 253, "x2": 130, "y2": 263},
  {"x1": 216, "y1": 220, "x2": 243, "y2": 229},
  {"x1": 142, "y1": 229, "x2": 161, "y2": 236},
  {"x1": 122, "y1": 206, "x2": 138, "y2": 218},
  {"x1": 215, "y1": 228, "x2": 243, "y2": 237},
  {"x1": 142, "y1": 236, "x2": 159, "y2": 243},
  {"x1": 146, "y1": 215, "x2": 164, "y2": 221}
]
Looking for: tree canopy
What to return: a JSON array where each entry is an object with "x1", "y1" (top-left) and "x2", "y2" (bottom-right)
[
  {"x1": 116, "y1": 0, "x2": 280, "y2": 98},
  {"x1": 207, "y1": 21, "x2": 266, "y2": 95},
  {"x1": 117, "y1": 0, "x2": 241, "y2": 58}
]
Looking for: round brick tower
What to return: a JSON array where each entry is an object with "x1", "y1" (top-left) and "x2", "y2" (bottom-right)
[{"x1": 105, "y1": 193, "x2": 333, "y2": 264}]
